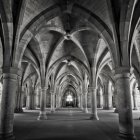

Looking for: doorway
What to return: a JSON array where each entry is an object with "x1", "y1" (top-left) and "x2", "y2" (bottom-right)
[{"x1": 62, "y1": 90, "x2": 78, "y2": 107}]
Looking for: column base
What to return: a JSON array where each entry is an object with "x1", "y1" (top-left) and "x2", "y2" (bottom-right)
[
  {"x1": 114, "y1": 108, "x2": 119, "y2": 113},
  {"x1": 37, "y1": 111, "x2": 47, "y2": 120},
  {"x1": 81, "y1": 107, "x2": 84, "y2": 110},
  {"x1": 51, "y1": 109, "x2": 55, "y2": 113},
  {"x1": 26, "y1": 107, "x2": 35, "y2": 110},
  {"x1": 0, "y1": 133, "x2": 15, "y2": 140},
  {"x1": 103, "y1": 107, "x2": 113, "y2": 110},
  {"x1": 84, "y1": 108, "x2": 88, "y2": 113},
  {"x1": 97, "y1": 106, "x2": 103, "y2": 108},
  {"x1": 133, "y1": 107, "x2": 139, "y2": 110},
  {"x1": 119, "y1": 132, "x2": 136, "y2": 140},
  {"x1": 14, "y1": 108, "x2": 23, "y2": 113},
  {"x1": 90, "y1": 113, "x2": 99, "y2": 120},
  {"x1": 26, "y1": 107, "x2": 31, "y2": 110}
]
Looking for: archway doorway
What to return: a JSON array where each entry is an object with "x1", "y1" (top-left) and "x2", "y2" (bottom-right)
[{"x1": 62, "y1": 90, "x2": 78, "y2": 108}]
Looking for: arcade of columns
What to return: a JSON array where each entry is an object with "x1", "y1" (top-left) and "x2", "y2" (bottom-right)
[{"x1": 0, "y1": 0, "x2": 140, "y2": 140}]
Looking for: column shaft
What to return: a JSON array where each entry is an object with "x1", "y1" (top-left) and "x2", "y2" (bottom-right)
[
  {"x1": 133, "y1": 93, "x2": 138, "y2": 110},
  {"x1": 0, "y1": 72, "x2": 18, "y2": 140},
  {"x1": 80, "y1": 94, "x2": 83, "y2": 110},
  {"x1": 26, "y1": 90, "x2": 35, "y2": 110},
  {"x1": 97, "y1": 94, "x2": 103, "y2": 108},
  {"x1": 84, "y1": 93, "x2": 88, "y2": 113},
  {"x1": 114, "y1": 88, "x2": 119, "y2": 113},
  {"x1": 37, "y1": 88, "x2": 47, "y2": 120},
  {"x1": 78, "y1": 96, "x2": 80, "y2": 108},
  {"x1": 115, "y1": 72, "x2": 136, "y2": 140},
  {"x1": 14, "y1": 76, "x2": 23, "y2": 113},
  {"x1": 26, "y1": 95, "x2": 31, "y2": 109},
  {"x1": 89, "y1": 87, "x2": 99, "y2": 120},
  {"x1": 103, "y1": 81, "x2": 113, "y2": 110},
  {"x1": 51, "y1": 93, "x2": 55, "y2": 112}
]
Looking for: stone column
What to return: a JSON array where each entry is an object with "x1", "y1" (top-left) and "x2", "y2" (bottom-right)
[
  {"x1": 133, "y1": 91, "x2": 138, "y2": 110},
  {"x1": 32, "y1": 88, "x2": 36, "y2": 109},
  {"x1": 14, "y1": 75, "x2": 23, "y2": 113},
  {"x1": 84, "y1": 92, "x2": 88, "y2": 113},
  {"x1": 51, "y1": 91, "x2": 55, "y2": 112},
  {"x1": 36, "y1": 89, "x2": 40, "y2": 108},
  {"x1": 15, "y1": 88, "x2": 24, "y2": 112},
  {"x1": 89, "y1": 87, "x2": 99, "y2": 120},
  {"x1": 108, "y1": 82, "x2": 113, "y2": 109},
  {"x1": 26, "y1": 93, "x2": 31, "y2": 109},
  {"x1": 25, "y1": 86, "x2": 30, "y2": 109},
  {"x1": 58, "y1": 96, "x2": 61, "y2": 108},
  {"x1": 61, "y1": 97, "x2": 65, "y2": 107},
  {"x1": 56, "y1": 94, "x2": 59, "y2": 109},
  {"x1": 115, "y1": 69, "x2": 136, "y2": 140},
  {"x1": 46, "y1": 89, "x2": 50, "y2": 108},
  {"x1": 74, "y1": 97, "x2": 77, "y2": 107},
  {"x1": 20, "y1": 90, "x2": 24, "y2": 109},
  {"x1": 0, "y1": 69, "x2": 18, "y2": 140},
  {"x1": 80, "y1": 93, "x2": 83, "y2": 110},
  {"x1": 0, "y1": 82, "x2": 2, "y2": 105},
  {"x1": 103, "y1": 81, "x2": 113, "y2": 110},
  {"x1": 87, "y1": 92, "x2": 91, "y2": 108},
  {"x1": 26, "y1": 86, "x2": 35, "y2": 110},
  {"x1": 56, "y1": 94, "x2": 59, "y2": 108},
  {"x1": 97, "y1": 88, "x2": 103, "y2": 108},
  {"x1": 32, "y1": 91, "x2": 36, "y2": 110},
  {"x1": 78, "y1": 95, "x2": 80, "y2": 108},
  {"x1": 22, "y1": 93, "x2": 26, "y2": 108},
  {"x1": 37, "y1": 87, "x2": 47, "y2": 120},
  {"x1": 114, "y1": 86, "x2": 118, "y2": 113}
]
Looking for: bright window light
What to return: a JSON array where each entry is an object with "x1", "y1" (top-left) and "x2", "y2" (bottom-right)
[{"x1": 66, "y1": 94, "x2": 73, "y2": 102}]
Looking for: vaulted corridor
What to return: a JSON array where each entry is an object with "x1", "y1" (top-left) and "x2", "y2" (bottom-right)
[{"x1": 1, "y1": 0, "x2": 140, "y2": 140}]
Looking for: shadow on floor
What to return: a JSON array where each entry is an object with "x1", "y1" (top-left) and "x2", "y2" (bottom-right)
[
  {"x1": 26, "y1": 137, "x2": 86, "y2": 140},
  {"x1": 14, "y1": 109, "x2": 140, "y2": 140},
  {"x1": 46, "y1": 118, "x2": 90, "y2": 121}
]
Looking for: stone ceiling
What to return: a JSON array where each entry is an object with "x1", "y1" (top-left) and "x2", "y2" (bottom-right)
[
  {"x1": 0, "y1": 0, "x2": 140, "y2": 96},
  {"x1": 19, "y1": 0, "x2": 121, "y2": 95}
]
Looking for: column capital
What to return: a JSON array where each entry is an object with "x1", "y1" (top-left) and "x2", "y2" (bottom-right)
[
  {"x1": 88, "y1": 86, "x2": 96, "y2": 92},
  {"x1": 41, "y1": 87, "x2": 47, "y2": 91},
  {"x1": 113, "y1": 67, "x2": 131, "y2": 80},
  {"x1": 18, "y1": 75, "x2": 22, "y2": 81},
  {"x1": 50, "y1": 89, "x2": 54, "y2": 94},
  {"x1": 3, "y1": 73, "x2": 18, "y2": 81},
  {"x1": 2, "y1": 67, "x2": 22, "y2": 81},
  {"x1": 113, "y1": 66, "x2": 130, "y2": 75},
  {"x1": 83, "y1": 89, "x2": 88, "y2": 94},
  {"x1": 52, "y1": 92, "x2": 55, "y2": 95},
  {"x1": 3, "y1": 67, "x2": 21, "y2": 75}
]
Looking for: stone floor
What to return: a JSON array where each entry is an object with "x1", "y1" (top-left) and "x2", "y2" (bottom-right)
[{"x1": 13, "y1": 108, "x2": 140, "y2": 140}]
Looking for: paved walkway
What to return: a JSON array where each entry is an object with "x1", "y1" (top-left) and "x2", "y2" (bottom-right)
[{"x1": 14, "y1": 108, "x2": 140, "y2": 140}]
